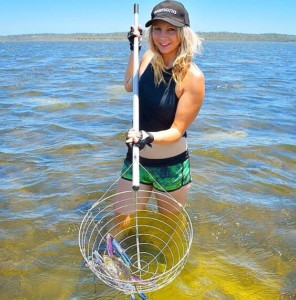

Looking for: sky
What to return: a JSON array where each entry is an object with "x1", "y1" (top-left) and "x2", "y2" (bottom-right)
[{"x1": 0, "y1": 0, "x2": 296, "y2": 36}]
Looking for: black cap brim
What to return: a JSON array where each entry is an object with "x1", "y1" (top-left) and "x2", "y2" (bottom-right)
[{"x1": 145, "y1": 17, "x2": 185, "y2": 28}]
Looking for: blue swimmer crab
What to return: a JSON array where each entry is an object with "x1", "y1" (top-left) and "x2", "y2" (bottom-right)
[{"x1": 89, "y1": 233, "x2": 147, "y2": 300}]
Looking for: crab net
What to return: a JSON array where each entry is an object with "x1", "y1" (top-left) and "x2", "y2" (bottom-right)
[{"x1": 79, "y1": 189, "x2": 193, "y2": 295}]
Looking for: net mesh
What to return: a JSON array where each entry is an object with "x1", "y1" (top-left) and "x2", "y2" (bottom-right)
[{"x1": 79, "y1": 190, "x2": 193, "y2": 294}]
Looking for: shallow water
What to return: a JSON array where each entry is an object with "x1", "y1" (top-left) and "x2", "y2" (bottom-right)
[{"x1": 0, "y1": 40, "x2": 295, "y2": 299}]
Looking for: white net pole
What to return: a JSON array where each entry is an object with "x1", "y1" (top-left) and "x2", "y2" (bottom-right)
[
  {"x1": 132, "y1": 3, "x2": 141, "y2": 271},
  {"x1": 132, "y1": 3, "x2": 140, "y2": 192}
]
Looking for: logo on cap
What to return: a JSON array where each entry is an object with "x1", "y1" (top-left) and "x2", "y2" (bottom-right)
[{"x1": 154, "y1": 8, "x2": 177, "y2": 15}]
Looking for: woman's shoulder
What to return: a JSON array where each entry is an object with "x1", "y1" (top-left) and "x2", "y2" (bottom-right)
[
  {"x1": 139, "y1": 50, "x2": 154, "y2": 76},
  {"x1": 176, "y1": 62, "x2": 204, "y2": 98},
  {"x1": 187, "y1": 62, "x2": 204, "y2": 81},
  {"x1": 181, "y1": 62, "x2": 204, "y2": 89},
  {"x1": 142, "y1": 49, "x2": 154, "y2": 61}
]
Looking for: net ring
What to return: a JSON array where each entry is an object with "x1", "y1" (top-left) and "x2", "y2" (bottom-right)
[{"x1": 79, "y1": 190, "x2": 193, "y2": 294}]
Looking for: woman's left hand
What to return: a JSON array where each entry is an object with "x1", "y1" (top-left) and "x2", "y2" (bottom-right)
[{"x1": 126, "y1": 129, "x2": 154, "y2": 150}]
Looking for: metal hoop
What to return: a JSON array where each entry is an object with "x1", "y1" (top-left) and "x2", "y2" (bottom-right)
[{"x1": 79, "y1": 189, "x2": 193, "y2": 294}]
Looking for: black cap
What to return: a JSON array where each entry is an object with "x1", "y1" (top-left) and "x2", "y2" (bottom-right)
[{"x1": 145, "y1": 1, "x2": 190, "y2": 28}]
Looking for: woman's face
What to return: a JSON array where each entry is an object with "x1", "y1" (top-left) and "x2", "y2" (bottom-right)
[{"x1": 152, "y1": 21, "x2": 181, "y2": 57}]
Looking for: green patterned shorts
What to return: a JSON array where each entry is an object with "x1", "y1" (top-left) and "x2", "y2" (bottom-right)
[{"x1": 121, "y1": 158, "x2": 192, "y2": 192}]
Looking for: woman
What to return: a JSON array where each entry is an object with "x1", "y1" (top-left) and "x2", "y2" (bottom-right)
[{"x1": 114, "y1": 0, "x2": 204, "y2": 221}]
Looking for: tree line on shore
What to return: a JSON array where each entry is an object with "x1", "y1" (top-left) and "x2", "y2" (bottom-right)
[{"x1": 1, "y1": 32, "x2": 296, "y2": 42}]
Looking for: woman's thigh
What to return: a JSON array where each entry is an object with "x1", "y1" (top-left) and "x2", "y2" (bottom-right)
[
  {"x1": 155, "y1": 183, "x2": 191, "y2": 215},
  {"x1": 113, "y1": 178, "x2": 153, "y2": 215}
]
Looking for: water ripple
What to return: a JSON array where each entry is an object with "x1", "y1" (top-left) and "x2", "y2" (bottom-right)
[{"x1": 0, "y1": 41, "x2": 295, "y2": 299}]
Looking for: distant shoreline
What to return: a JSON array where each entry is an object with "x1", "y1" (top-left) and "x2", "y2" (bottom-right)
[{"x1": 1, "y1": 32, "x2": 296, "y2": 42}]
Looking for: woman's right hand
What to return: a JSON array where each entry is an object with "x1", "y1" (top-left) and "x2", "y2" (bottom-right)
[{"x1": 127, "y1": 26, "x2": 143, "y2": 51}]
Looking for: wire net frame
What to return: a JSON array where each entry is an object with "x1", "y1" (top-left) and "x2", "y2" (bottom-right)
[{"x1": 78, "y1": 164, "x2": 193, "y2": 295}]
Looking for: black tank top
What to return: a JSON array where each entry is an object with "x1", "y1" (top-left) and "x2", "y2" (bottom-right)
[
  {"x1": 126, "y1": 64, "x2": 188, "y2": 166},
  {"x1": 139, "y1": 63, "x2": 178, "y2": 132}
]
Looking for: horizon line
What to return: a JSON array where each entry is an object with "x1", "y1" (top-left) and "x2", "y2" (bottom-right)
[{"x1": 1, "y1": 31, "x2": 296, "y2": 37}]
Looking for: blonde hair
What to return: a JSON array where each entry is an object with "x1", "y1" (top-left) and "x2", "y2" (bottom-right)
[{"x1": 147, "y1": 26, "x2": 202, "y2": 86}]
